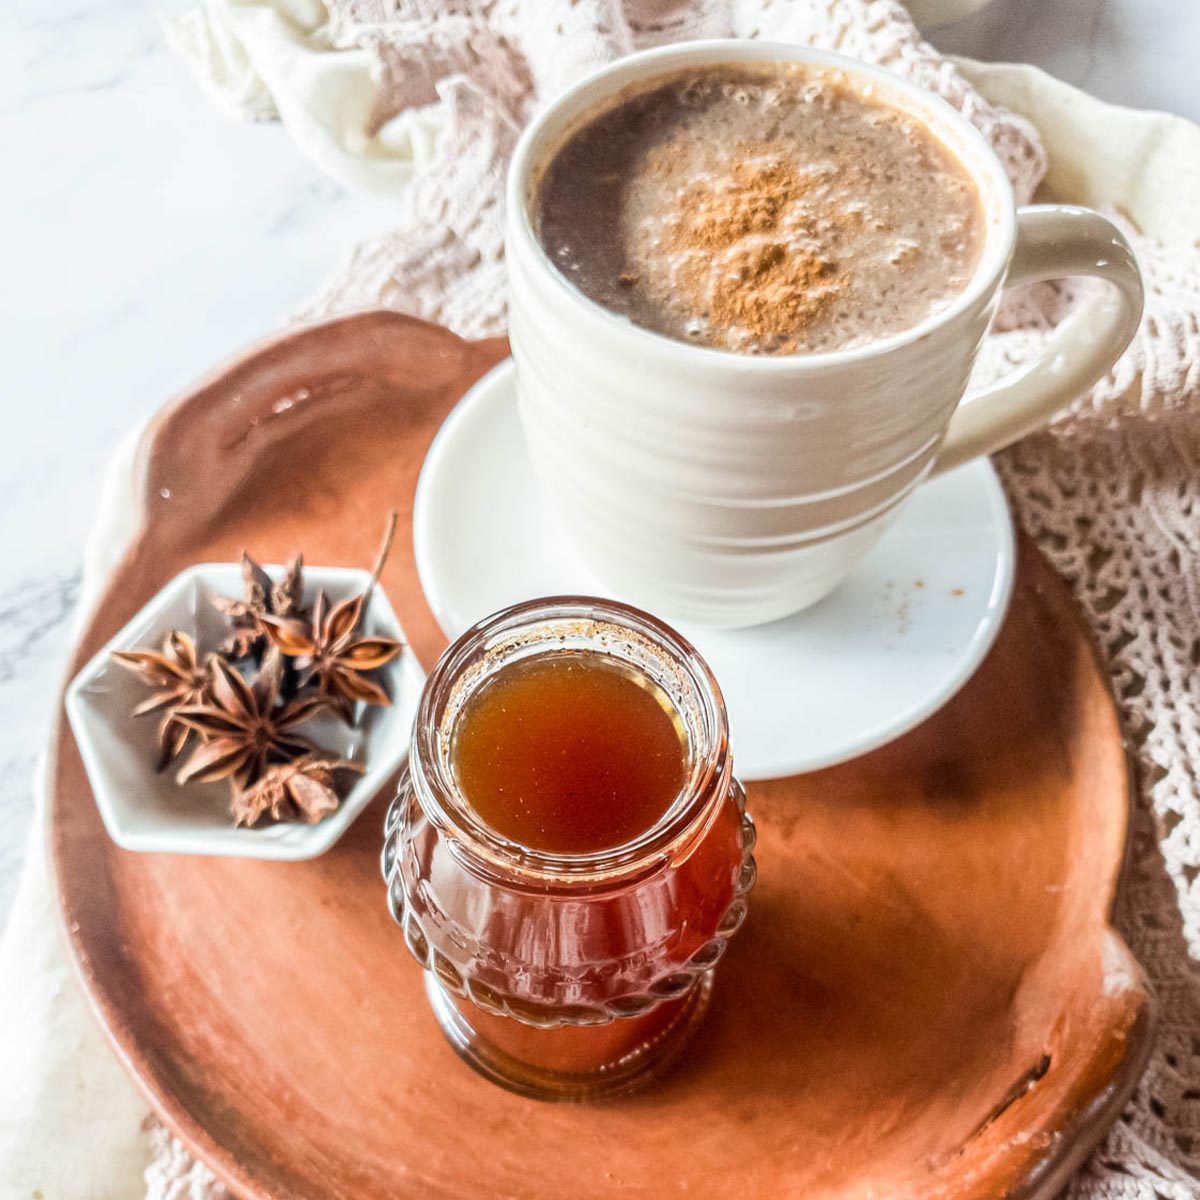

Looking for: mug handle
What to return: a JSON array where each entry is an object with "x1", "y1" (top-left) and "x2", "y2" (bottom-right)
[{"x1": 932, "y1": 205, "x2": 1144, "y2": 475}]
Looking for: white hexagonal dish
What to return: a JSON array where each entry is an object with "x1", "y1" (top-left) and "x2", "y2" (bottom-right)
[{"x1": 65, "y1": 563, "x2": 423, "y2": 859}]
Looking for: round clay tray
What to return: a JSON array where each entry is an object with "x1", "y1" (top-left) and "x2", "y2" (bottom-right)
[{"x1": 50, "y1": 313, "x2": 1152, "y2": 1199}]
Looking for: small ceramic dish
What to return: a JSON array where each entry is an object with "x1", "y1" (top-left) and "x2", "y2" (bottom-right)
[{"x1": 65, "y1": 563, "x2": 423, "y2": 859}]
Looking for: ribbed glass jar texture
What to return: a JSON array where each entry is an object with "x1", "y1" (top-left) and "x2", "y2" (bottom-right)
[{"x1": 380, "y1": 597, "x2": 756, "y2": 1099}]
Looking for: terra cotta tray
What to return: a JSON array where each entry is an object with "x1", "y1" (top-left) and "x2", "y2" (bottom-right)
[{"x1": 50, "y1": 312, "x2": 1152, "y2": 1200}]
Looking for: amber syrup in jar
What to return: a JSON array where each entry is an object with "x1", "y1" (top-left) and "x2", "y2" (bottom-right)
[
  {"x1": 452, "y1": 655, "x2": 687, "y2": 854},
  {"x1": 381, "y1": 598, "x2": 755, "y2": 1100}
]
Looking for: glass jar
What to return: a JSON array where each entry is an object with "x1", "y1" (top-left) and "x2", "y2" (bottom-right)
[{"x1": 381, "y1": 597, "x2": 756, "y2": 1100}]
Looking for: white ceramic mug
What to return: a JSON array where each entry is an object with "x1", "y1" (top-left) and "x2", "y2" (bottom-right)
[{"x1": 506, "y1": 41, "x2": 1143, "y2": 629}]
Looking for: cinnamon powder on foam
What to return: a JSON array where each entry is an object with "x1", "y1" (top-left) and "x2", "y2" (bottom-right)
[{"x1": 636, "y1": 139, "x2": 846, "y2": 353}]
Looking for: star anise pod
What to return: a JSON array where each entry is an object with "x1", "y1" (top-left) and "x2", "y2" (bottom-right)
[
  {"x1": 209, "y1": 552, "x2": 305, "y2": 661},
  {"x1": 230, "y1": 753, "x2": 364, "y2": 828},
  {"x1": 260, "y1": 589, "x2": 403, "y2": 722},
  {"x1": 110, "y1": 630, "x2": 211, "y2": 770},
  {"x1": 172, "y1": 649, "x2": 328, "y2": 787},
  {"x1": 270, "y1": 553, "x2": 305, "y2": 618},
  {"x1": 258, "y1": 514, "x2": 403, "y2": 723}
]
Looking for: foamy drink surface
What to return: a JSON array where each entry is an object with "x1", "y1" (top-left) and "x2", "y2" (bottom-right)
[{"x1": 534, "y1": 65, "x2": 986, "y2": 355}]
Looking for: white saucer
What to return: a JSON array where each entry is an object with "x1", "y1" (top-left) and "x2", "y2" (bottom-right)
[{"x1": 414, "y1": 361, "x2": 1015, "y2": 780}]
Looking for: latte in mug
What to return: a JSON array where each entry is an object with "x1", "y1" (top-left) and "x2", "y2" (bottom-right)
[
  {"x1": 534, "y1": 65, "x2": 986, "y2": 356},
  {"x1": 509, "y1": 43, "x2": 1141, "y2": 627}
]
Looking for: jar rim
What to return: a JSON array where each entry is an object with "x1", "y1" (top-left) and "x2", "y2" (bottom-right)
[{"x1": 410, "y1": 596, "x2": 732, "y2": 885}]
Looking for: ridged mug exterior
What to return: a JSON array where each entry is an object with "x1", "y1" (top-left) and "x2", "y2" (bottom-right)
[{"x1": 506, "y1": 42, "x2": 1140, "y2": 628}]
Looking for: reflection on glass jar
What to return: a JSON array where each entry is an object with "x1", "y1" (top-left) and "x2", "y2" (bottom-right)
[{"x1": 381, "y1": 597, "x2": 756, "y2": 1100}]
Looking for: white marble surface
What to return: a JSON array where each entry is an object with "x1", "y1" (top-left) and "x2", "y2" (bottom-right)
[{"x1": 0, "y1": 0, "x2": 1197, "y2": 923}]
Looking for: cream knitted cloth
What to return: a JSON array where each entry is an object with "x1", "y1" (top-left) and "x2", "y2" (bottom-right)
[{"x1": 64, "y1": 0, "x2": 1200, "y2": 1195}]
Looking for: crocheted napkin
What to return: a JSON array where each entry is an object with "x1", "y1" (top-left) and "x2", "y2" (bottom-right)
[{"x1": 2, "y1": 3, "x2": 1198, "y2": 1198}]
